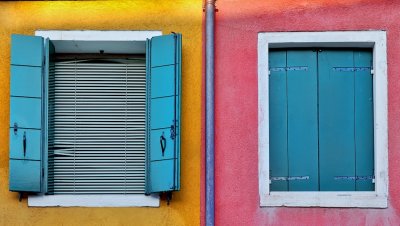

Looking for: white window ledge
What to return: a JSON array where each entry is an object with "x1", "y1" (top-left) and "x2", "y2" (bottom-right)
[
  {"x1": 28, "y1": 194, "x2": 160, "y2": 207},
  {"x1": 263, "y1": 192, "x2": 387, "y2": 208},
  {"x1": 258, "y1": 31, "x2": 388, "y2": 208}
]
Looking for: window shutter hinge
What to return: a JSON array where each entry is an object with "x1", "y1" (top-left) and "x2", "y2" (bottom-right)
[
  {"x1": 170, "y1": 120, "x2": 177, "y2": 140},
  {"x1": 371, "y1": 69, "x2": 374, "y2": 75},
  {"x1": 268, "y1": 70, "x2": 271, "y2": 76}
]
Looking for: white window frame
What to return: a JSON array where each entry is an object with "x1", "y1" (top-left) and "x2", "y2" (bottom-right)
[
  {"x1": 29, "y1": 30, "x2": 162, "y2": 207},
  {"x1": 258, "y1": 31, "x2": 388, "y2": 208}
]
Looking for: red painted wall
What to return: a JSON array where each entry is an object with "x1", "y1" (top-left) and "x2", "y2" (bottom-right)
[{"x1": 212, "y1": 0, "x2": 400, "y2": 225}]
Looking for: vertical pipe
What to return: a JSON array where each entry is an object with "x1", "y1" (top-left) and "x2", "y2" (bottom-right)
[{"x1": 205, "y1": 1, "x2": 215, "y2": 226}]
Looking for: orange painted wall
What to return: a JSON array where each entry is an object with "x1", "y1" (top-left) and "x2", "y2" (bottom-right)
[{"x1": 0, "y1": 1, "x2": 202, "y2": 226}]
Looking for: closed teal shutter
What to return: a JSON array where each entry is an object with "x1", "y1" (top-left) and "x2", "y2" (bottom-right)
[
  {"x1": 269, "y1": 50, "x2": 318, "y2": 191},
  {"x1": 9, "y1": 34, "x2": 44, "y2": 193},
  {"x1": 286, "y1": 50, "x2": 319, "y2": 191},
  {"x1": 146, "y1": 33, "x2": 181, "y2": 194},
  {"x1": 319, "y1": 50, "x2": 356, "y2": 191},
  {"x1": 319, "y1": 50, "x2": 374, "y2": 191},
  {"x1": 354, "y1": 50, "x2": 374, "y2": 191},
  {"x1": 269, "y1": 49, "x2": 374, "y2": 192},
  {"x1": 269, "y1": 50, "x2": 288, "y2": 191}
]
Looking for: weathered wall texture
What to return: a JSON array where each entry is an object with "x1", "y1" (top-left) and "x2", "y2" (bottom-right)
[
  {"x1": 214, "y1": 0, "x2": 400, "y2": 225},
  {"x1": 0, "y1": 1, "x2": 202, "y2": 226}
]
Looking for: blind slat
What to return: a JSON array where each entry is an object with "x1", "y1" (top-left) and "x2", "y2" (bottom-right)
[{"x1": 48, "y1": 61, "x2": 146, "y2": 194}]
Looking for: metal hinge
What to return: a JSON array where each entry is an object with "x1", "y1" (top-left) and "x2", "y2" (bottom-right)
[
  {"x1": 269, "y1": 66, "x2": 308, "y2": 72},
  {"x1": 170, "y1": 123, "x2": 176, "y2": 140},
  {"x1": 333, "y1": 67, "x2": 371, "y2": 72},
  {"x1": 270, "y1": 176, "x2": 310, "y2": 181},
  {"x1": 334, "y1": 176, "x2": 375, "y2": 181}
]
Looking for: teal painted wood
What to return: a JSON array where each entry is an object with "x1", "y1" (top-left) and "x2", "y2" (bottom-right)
[
  {"x1": 9, "y1": 128, "x2": 41, "y2": 160},
  {"x1": 9, "y1": 159, "x2": 41, "y2": 192},
  {"x1": 287, "y1": 50, "x2": 319, "y2": 191},
  {"x1": 10, "y1": 66, "x2": 42, "y2": 98},
  {"x1": 150, "y1": 97, "x2": 175, "y2": 128},
  {"x1": 150, "y1": 34, "x2": 176, "y2": 67},
  {"x1": 354, "y1": 50, "x2": 374, "y2": 191},
  {"x1": 10, "y1": 97, "x2": 41, "y2": 129},
  {"x1": 9, "y1": 34, "x2": 44, "y2": 193},
  {"x1": 145, "y1": 38, "x2": 151, "y2": 194},
  {"x1": 11, "y1": 34, "x2": 43, "y2": 67},
  {"x1": 269, "y1": 50, "x2": 288, "y2": 191},
  {"x1": 318, "y1": 50, "x2": 355, "y2": 191},
  {"x1": 149, "y1": 159, "x2": 175, "y2": 192},
  {"x1": 43, "y1": 39, "x2": 55, "y2": 194},
  {"x1": 175, "y1": 34, "x2": 182, "y2": 191},
  {"x1": 151, "y1": 65, "x2": 175, "y2": 98},
  {"x1": 146, "y1": 33, "x2": 181, "y2": 194}
]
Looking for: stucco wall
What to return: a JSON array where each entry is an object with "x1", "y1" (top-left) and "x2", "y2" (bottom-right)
[
  {"x1": 214, "y1": 0, "x2": 400, "y2": 225},
  {"x1": 0, "y1": 1, "x2": 202, "y2": 226}
]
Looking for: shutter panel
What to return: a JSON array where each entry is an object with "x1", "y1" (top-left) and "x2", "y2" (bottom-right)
[
  {"x1": 146, "y1": 33, "x2": 181, "y2": 194},
  {"x1": 9, "y1": 34, "x2": 44, "y2": 193},
  {"x1": 269, "y1": 50, "x2": 288, "y2": 191},
  {"x1": 319, "y1": 50, "x2": 356, "y2": 191},
  {"x1": 43, "y1": 38, "x2": 55, "y2": 194},
  {"x1": 354, "y1": 50, "x2": 374, "y2": 191},
  {"x1": 287, "y1": 50, "x2": 319, "y2": 191}
]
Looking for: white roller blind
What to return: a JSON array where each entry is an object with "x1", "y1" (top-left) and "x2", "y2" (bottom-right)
[{"x1": 48, "y1": 60, "x2": 146, "y2": 194}]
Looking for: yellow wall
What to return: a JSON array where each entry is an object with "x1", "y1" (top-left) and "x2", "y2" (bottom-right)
[{"x1": 0, "y1": 1, "x2": 202, "y2": 225}]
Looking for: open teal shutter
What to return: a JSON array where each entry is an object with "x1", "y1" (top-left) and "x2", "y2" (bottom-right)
[
  {"x1": 146, "y1": 33, "x2": 181, "y2": 194},
  {"x1": 9, "y1": 34, "x2": 44, "y2": 193},
  {"x1": 43, "y1": 38, "x2": 54, "y2": 194}
]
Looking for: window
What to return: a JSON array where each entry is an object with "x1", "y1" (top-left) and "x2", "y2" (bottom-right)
[
  {"x1": 9, "y1": 31, "x2": 182, "y2": 207},
  {"x1": 258, "y1": 31, "x2": 388, "y2": 208}
]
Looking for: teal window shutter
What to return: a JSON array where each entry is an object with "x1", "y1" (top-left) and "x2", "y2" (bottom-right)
[
  {"x1": 9, "y1": 34, "x2": 45, "y2": 193},
  {"x1": 43, "y1": 38, "x2": 54, "y2": 194},
  {"x1": 146, "y1": 33, "x2": 182, "y2": 194},
  {"x1": 269, "y1": 49, "x2": 374, "y2": 192},
  {"x1": 269, "y1": 50, "x2": 289, "y2": 191},
  {"x1": 319, "y1": 50, "x2": 356, "y2": 191}
]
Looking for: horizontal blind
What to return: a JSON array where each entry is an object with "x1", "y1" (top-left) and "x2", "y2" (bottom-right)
[{"x1": 48, "y1": 60, "x2": 146, "y2": 194}]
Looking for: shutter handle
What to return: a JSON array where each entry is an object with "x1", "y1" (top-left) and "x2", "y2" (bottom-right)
[
  {"x1": 160, "y1": 132, "x2": 166, "y2": 157},
  {"x1": 23, "y1": 131, "x2": 26, "y2": 157}
]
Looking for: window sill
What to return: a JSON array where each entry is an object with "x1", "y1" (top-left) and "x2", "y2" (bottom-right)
[
  {"x1": 261, "y1": 192, "x2": 387, "y2": 208},
  {"x1": 28, "y1": 194, "x2": 160, "y2": 207}
]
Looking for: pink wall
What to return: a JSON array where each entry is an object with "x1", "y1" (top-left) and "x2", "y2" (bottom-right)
[{"x1": 211, "y1": 0, "x2": 400, "y2": 225}]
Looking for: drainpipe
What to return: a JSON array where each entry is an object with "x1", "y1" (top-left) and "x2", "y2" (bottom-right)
[{"x1": 205, "y1": 1, "x2": 216, "y2": 226}]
